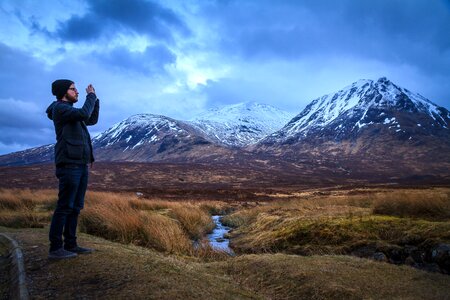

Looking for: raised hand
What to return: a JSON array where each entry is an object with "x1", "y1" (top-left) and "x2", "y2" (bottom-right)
[{"x1": 86, "y1": 84, "x2": 96, "y2": 95}]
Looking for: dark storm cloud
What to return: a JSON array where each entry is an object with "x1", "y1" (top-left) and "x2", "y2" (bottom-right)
[
  {"x1": 202, "y1": 0, "x2": 450, "y2": 73},
  {"x1": 0, "y1": 43, "x2": 50, "y2": 101},
  {"x1": 55, "y1": 0, "x2": 190, "y2": 42},
  {"x1": 94, "y1": 45, "x2": 176, "y2": 75},
  {"x1": 0, "y1": 43, "x2": 60, "y2": 151}
]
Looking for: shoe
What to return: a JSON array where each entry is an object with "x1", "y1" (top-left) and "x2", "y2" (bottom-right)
[
  {"x1": 48, "y1": 248, "x2": 77, "y2": 260},
  {"x1": 65, "y1": 246, "x2": 94, "y2": 254}
]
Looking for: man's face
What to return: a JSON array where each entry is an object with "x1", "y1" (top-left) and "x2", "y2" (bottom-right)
[{"x1": 65, "y1": 84, "x2": 79, "y2": 103}]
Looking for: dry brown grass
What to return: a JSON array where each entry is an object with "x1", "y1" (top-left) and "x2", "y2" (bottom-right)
[
  {"x1": 79, "y1": 192, "x2": 220, "y2": 254},
  {"x1": 0, "y1": 189, "x2": 226, "y2": 256},
  {"x1": 80, "y1": 201, "x2": 192, "y2": 254},
  {"x1": 224, "y1": 188, "x2": 450, "y2": 255},
  {"x1": 130, "y1": 198, "x2": 224, "y2": 239},
  {"x1": 372, "y1": 189, "x2": 450, "y2": 219},
  {"x1": 0, "y1": 188, "x2": 55, "y2": 210},
  {"x1": 169, "y1": 205, "x2": 215, "y2": 239}
]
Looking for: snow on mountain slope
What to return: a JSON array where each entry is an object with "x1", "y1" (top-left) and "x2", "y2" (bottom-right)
[
  {"x1": 93, "y1": 114, "x2": 196, "y2": 150},
  {"x1": 263, "y1": 77, "x2": 450, "y2": 143},
  {"x1": 189, "y1": 102, "x2": 295, "y2": 147}
]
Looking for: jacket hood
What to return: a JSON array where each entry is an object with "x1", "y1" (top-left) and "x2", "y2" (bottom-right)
[{"x1": 46, "y1": 101, "x2": 57, "y2": 120}]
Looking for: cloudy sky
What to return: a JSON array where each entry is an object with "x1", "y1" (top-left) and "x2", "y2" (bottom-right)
[{"x1": 1, "y1": 0, "x2": 449, "y2": 155}]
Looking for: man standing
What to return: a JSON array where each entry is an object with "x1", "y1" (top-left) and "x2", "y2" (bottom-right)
[{"x1": 46, "y1": 79, "x2": 99, "y2": 259}]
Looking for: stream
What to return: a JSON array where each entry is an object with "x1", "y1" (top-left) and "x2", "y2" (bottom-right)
[{"x1": 207, "y1": 215, "x2": 234, "y2": 255}]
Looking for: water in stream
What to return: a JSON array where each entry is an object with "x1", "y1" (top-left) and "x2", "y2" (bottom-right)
[{"x1": 207, "y1": 215, "x2": 234, "y2": 254}]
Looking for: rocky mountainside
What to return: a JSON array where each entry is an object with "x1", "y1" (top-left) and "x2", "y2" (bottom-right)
[
  {"x1": 0, "y1": 102, "x2": 292, "y2": 166},
  {"x1": 0, "y1": 144, "x2": 54, "y2": 166},
  {"x1": 189, "y1": 102, "x2": 294, "y2": 147},
  {"x1": 91, "y1": 114, "x2": 231, "y2": 162},
  {"x1": 255, "y1": 77, "x2": 450, "y2": 175},
  {"x1": 260, "y1": 77, "x2": 449, "y2": 144}
]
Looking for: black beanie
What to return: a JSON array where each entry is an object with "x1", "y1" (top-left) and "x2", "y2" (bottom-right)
[{"x1": 52, "y1": 79, "x2": 74, "y2": 100}]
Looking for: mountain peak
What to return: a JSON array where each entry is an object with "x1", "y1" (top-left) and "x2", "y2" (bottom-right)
[
  {"x1": 189, "y1": 101, "x2": 295, "y2": 147},
  {"x1": 261, "y1": 78, "x2": 449, "y2": 144},
  {"x1": 377, "y1": 76, "x2": 390, "y2": 84}
]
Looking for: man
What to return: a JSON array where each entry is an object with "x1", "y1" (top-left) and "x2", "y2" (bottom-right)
[{"x1": 46, "y1": 79, "x2": 100, "y2": 259}]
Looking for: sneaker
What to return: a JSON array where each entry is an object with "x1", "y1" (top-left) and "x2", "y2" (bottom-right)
[
  {"x1": 48, "y1": 248, "x2": 77, "y2": 260},
  {"x1": 65, "y1": 246, "x2": 94, "y2": 254}
]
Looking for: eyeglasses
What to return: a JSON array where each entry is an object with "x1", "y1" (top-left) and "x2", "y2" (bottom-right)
[{"x1": 68, "y1": 87, "x2": 77, "y2": 91}]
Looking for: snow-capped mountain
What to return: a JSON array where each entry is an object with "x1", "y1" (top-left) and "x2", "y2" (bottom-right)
[
  {"x1": 261, "y1": 77, "x2": 450, "y2": 145},
  {"x1": 93, "y1": 114, "x2": 193, "y2": 150},
  {"x1": 0, "y1": 101, "x2": 293, "y2": 165},
  {"x1": 92, "y1": 114, "x2": 228, "y2": 162},
  {"x1": 255, "y1": 77, "x2": 450, "y2": 177},
  {"x1": 0, "y1": 144, "x2": 54, "y2": 166},
  {"x1": 1, "y1": 79, "x2": 448, "y2": 178},
  {"x1": 189, "y1": 102, "x2": 294, "y2": 147}
]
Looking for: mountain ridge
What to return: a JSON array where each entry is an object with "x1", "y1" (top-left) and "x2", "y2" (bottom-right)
[
  {"x1": 259, "y1": 77, "x2": 449, "y2": 145},
  {"x1": 0, "y1": 77, "x2": 449, "y2": 182}
]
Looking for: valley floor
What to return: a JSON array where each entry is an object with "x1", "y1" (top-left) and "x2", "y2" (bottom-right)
[{"x1": 1, "y1": 227, "x2": 450, "y2": 299}]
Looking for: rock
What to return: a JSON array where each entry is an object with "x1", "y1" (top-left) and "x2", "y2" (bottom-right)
[
  {"x1": 431, "y1": 244, "x2": 450, "y2": 274},
  {"x1": 386, "y1": 246, "x2": 406, "y2": 264},
  {"x1": 431, "y1": 244, "x2": 450, "y2": 261},
  {"x1": 404, "y1": 245, "x2": 418, "y2": 255},
  {"x1": 405, "y1": 256, "x2": 416, "y2": 266},
  {"x1": 351, "y1": 244, "x2": 376, "y2": 258},
  {"x1": 373, "y1": 252, "x2": 387, "y2": 262},
  {"x1": 403, "y1": 245, "x2": 425, "y2": 264},
  {"x1": 397, "y1": 234, "x2": 424, "y2": 245}
]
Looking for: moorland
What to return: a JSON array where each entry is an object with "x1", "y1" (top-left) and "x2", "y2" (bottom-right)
[{"x1": 1, "y1": 164, "x2": 449, "y2": 299}]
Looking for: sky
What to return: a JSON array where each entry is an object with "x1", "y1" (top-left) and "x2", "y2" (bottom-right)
[{"x1": 0, "y1": 0, "x2": 449, "y2": 155}]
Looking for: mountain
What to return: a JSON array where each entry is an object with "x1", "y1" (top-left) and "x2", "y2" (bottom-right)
[
  {"x1": 0, "y1": 102, "x2": 293, "y2": 166},
  {"x1": 255, "y1": 77, "x2": 450, "y2": 176},
  {"x1": 92, "y1": 114, "x2": 230, "y2": 162},
  {"x1": 1, "y1": 79, "x2": 449, "y2": 183},
  {"x1": 189, "y1": 102, "x2": 294, "y2": 147},
  {"x1": 260, "y1": 77, "x2": 449, "y2": 143},
  {"x1": 0, "y1": 144, "x2": 54, "y2": 166}
]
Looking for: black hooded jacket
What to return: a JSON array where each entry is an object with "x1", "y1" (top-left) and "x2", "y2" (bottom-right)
[{"x1": 46, "y1": 93, "x2": 99, "y2": 166}]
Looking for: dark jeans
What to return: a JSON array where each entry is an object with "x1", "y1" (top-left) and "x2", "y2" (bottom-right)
[{"x1": 49, "y1": 164, "x2": 88, "y2": 251}]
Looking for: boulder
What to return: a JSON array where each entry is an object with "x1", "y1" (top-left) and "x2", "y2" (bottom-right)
[{"x1": 373, "y1": 252, "x2": 388, "y2": 262}]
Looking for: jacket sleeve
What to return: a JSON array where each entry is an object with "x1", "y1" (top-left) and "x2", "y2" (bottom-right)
[
  {"x1": 55, "y1": 93, "x2": 97, "y2": 122},
  {"x1": 85, "y1": 99, "x2": 100, "y2": 126}
]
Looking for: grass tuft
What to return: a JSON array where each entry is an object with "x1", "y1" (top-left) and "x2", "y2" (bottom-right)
[{"x1": 372, "y1": 190, "x2": 450, "y2": 219}]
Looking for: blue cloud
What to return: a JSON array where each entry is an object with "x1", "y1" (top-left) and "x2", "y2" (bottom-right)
[
  {"x1": 54, "y1": 0, "x2": 190, "y2": 43},
  {"x1": 201, "y1": 0, "x2": 450, "y2": 75},
  {"x1": 94, "y1": 45, "x2": 176, "y2": 75}
]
